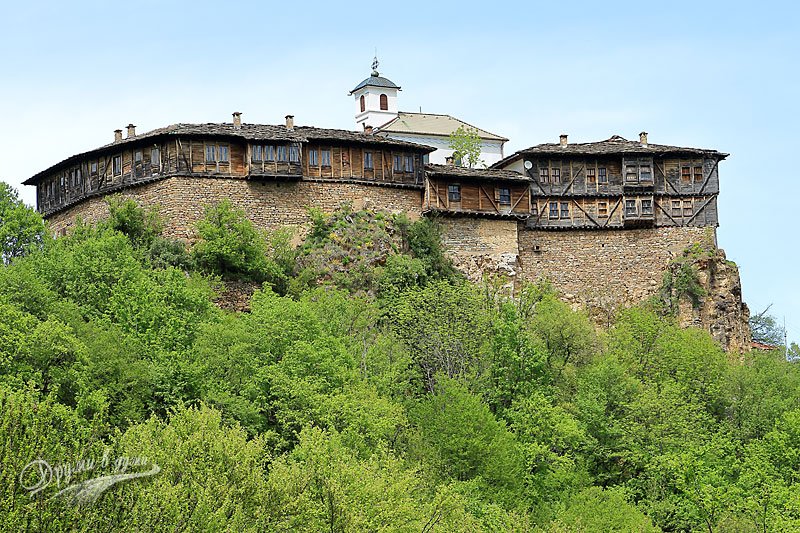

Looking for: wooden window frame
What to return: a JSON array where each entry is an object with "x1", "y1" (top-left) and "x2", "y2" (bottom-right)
[
  {"x1": 639, "y1": 165, "x2": 652, "y2": 182},
  {"x1": 681, "y1": 166, "x2": 691, "y2": 183},
  {"x1": 539, "y1": 168, "x2": 549, "y2": 184},
  {"x1": 598, "y1": 201, "x2": 608, "y2": 217},
  {"x1": 308, "y1": 148, "x2": 318, "y2": 167},
  {"x1": 393, "y1": 154, "x2": 402, "y2": 172},
  {"x1": 265, "y1": 145, "x2": 275, "y2": 162},
  {"x1": 693, "y1": 166, "x2": 704, "y2": 183},
  {"x1": 448, "y1": 184, "x2": 461, "y2": 202},
  {"x1": 321, "y1": 149, "x2": 331, "y2": 168},
  {"x1": 219, "y1": 145, "x2": 230, "y2": 163},
  {"x1": 641, "y1": 199, "x2": 653, "y2": 215},
  {"x1": 598, "y1": 167, "x2": 608, "y2": 184},
  {"x1": 586, "y1": 168, "x2": 596, "y2": 184},
  {"x1": 90, "y1": 161, "x2": 98, "y2": 175},
  {"x1": 364, "y1": 151, "x2": 373, "y2": 170},
  {"x1": 548, "y1": 201, "x2": 559, "y2": 219},
  {"x1": 134, "y1": 150, "x2": 143, "y2": 163},
  {"x1": 498, "y1": 187, "x2": 511, "y2": 205},
  {"x1": 277, "y1": 145, "x2": 288, "y2": 162},
  {"x1": 251, "y1": 145, "x2": 263, "y2": 162},
  {"x1": 112, "y1": 155, "x2": 122, "y2": 176},
  {"x1": 552, "y1": 168, "x2": 561, "y2": 185},
  {"x1": 205, "y1": 145, "x2": 217, "y2": 163},
  {"x1": 379, "y1": 93, "x2": 388, "y2": 111},
  {"x1": 560, "y1": 201, "x2": 569, "y2": 219},
  {"x1": 151, "y1": 148, "x2": 161, "y2": 167},
  {"x1": 683, "y1": 200, "x2": 693, "y2": 217},
  {"x1": 625, "y1": 199, "x2": 637, "y2": 216},
  {"x1": 404, "y1": 155, "x2": 414, "y2": 173},
  {"x1": 625, "y1": 165, "x2": 638, "y2": 183},
  {"x1": 672, "y1": 200, "x2": 682, "y2": 217},
  {"x1": 289, "y1": 145, "x2": 300, "y2": 163}
]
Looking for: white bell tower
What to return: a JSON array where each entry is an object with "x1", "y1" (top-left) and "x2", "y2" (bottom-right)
[{"x1": 349, "y1": 57, "x2": 400, "y2": 130}]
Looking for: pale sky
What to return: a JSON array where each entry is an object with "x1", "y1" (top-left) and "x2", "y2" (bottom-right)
[{"x1": 1, "y1": 1, "x2": 798, "y2": 342}]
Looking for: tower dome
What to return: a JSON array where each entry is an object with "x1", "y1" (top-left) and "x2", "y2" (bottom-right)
[{"x1": 349, "y1": 57, "x2": 400, "y2": 130}]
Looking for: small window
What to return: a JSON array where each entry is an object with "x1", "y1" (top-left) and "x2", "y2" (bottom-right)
[
  {"x1": 626, "y1": 165, "x2": 638, "y2": 182},
  {"x1": 151, "y1": 148, "x2": 160, "y2": 166},
  {"x1": 683, "y1": 200, "x2": 693, "y2": 217},
  {"x1": 598, "y1": 167, "x2": 608, "y2": 184},
  {"x1": 393, "y1": 155, "x2": 402, "y2": 172},
  {"x1": 252, "y1": 145, "x2": 263, "y2": 162},
  {"x1": 265, "y1": 145, "x2": 275, "y2": 161},
  {"x1": 586, "y1": 168, "x2": 596, "y2": 184},
  {"x1": 531, "y1": 202, "x2": 538, "y2": 216},
  {"x1": 90, "y1": 161, "x2": 98, "y2": 174},
  {"x1": 380, "y1": 93, "x2": 388, "y2": 111},
  {"x1": 640, "y1": 165, "x2": 652, "y2": 182},
  {"x1": 308, "y1": 149, "x2": 318, "y2": 166},
  {"x1": 112, "y1": 155, "x2": 122, "y2": 176},
  {"x1": 694, "y1": 166, "x2": 703, "y2": 182},
  {"x1": 134, "y1": 150, "x2": 143, "y2": 163},
  {"x1": 549, "y1": 201, "x2": 559, "y2": 219},
  {"x1": 539, "y1": 168, "x2": 549, "y2": 183},
  {"x1": 219, "y1": 145, "x2": 229, "y2": 163},
  {"x1": 404, "y1": 155, "x2": 414, "y2": 172},
  {"x1": 672, "y1": 200, "x2": 682, "y2": 216},
  {"x1": 448, "y1": 184, "x2": 461, "y2": 202},
  {"x1": 364, "y1": 151, "x2": 373, "y2": 169},
  {"x1": 205, "y1": 145, "x2": 216, "y2": 162},
  {"x1": 498, "y1": 187, "x2": 511, "y2": 205},
  {"x1": 552, "y1": 168, "x2": 561, "y2": 184},
  {"x1": 289, "y1": 145, "x2": 300, "y2": 163},
  {"x1": 560, "y1": 202, "x2": 569, "y2": 218},
  {"x1": 321, "y1": 149, "x2": 331, "y2": 167},
  {"x1": 277, "y1": 146, "x2": 288, "y2": 162},
  {"x1": 681, "y1": 167, "x2": 691, "y2": 183},
  {"x1": 641, "y1": 199, "x2": 653, "y2": 215},
  {"x1": 360, "y1": 95, "x2": 365, "y2": 113},
  {"x1": 598, "y1": 201, "x2": 608, "y2": 217},
  {"x1": 625, "y1": 199, "x2": 637, "y2": 216}
]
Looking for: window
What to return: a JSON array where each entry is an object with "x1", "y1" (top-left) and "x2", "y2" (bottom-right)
[
  {"x1": 681, "y1": 167, "x2": 691, "y2": 183},
  {"x1": 112, "y1": 155, "x2": 122, "y2": 176},
  {"x1": 380, "y1": 94, "x2": 388, "y2": 111},
  {"x1": 549, "y1": 201, "x2": 559, "y2": 219},
  {"x1": 598, "y1": 201, "x2": 608, "y2": 217},
  {"x1": 560, "y1": 202, "x2": 569, "y2": 218},
  {"x1": 364, "y1": 151, "x2": 373, "y2": 169},
  {"x1": 265, "y1": 145, "x2": 275, "y2": 161},
  {"x1": 598, "y1": 167, "x2": 608, "y2": 184},
  {"x1": 498, "y1": 187, "x2": 511, "y2": 205},
  {"x1": 219, "y1": 145, "x2": 229, "y2": 163},
  {"x1": 289, "y1": 145, "x2": 300, "y2": 162},
  {"x1": 641, "y1": 199, "x2": 653, "y2": 215},
  {"x1": 552, "y1": 168, "x2": 561, "y2": 184},
  {"x1": 683, "y1": 200, "x2": 693, "y2": 217},
  {"x1": 532, "y1": 202, "x2": 538, "y2": 216},
  {"x1": 586, "y1": 168, "x2": 596, "y2": 184},
  {"x1": 694, "y1": 166, "x2": 703, "y2": 182},
  {"x1": 252, "y1": 145, "x2": 262, "y2": 162},
  {"x1": 640, "y1": 165, "x2": 652, "y2": 182},
  {"x1": 134, "y1": 150, "x2": 142, "y2": 163},
  {"x1": 393, "y1": 155, "x2": 402, "y2": 172},
  {"x1": 404, "y1": 155, "x2": 414, "y2": 172},
  {"x1": 205, "y1": 145, "x2": 216, "y2": 162},
  {"x1": 277, "y1": 145, "x2": 288, "y2": 162},
  {"x1": 321, "y1": 149, "x2": 331, "y2": 167},
  {"x1": 672, "y1": 200, "x2": 682, "y2": 216},
  {"x1": 626, "y1": 165, "x2": 638, "y2": 182},
  {"x1": 360, "y1": 95, "x2": 365, "y2": 112},
  {"x1": 539, "y1": 168, "x2": 549, "y2": 183},
  {"x1": 625, "y1": 199, "x2": 637, "y2": 216},
  {"x1": 151, "y1": 148, "x2": 160, "y2": 166},
  {"x1": 448, "y1": 184, "x2": 461, "y2": 202},
  {"x1": 308, "y1": 149, "x2": 318, "y2": 166},
  {"x1": 90, "y1": 161, "x2": 98, "y2": 174}
]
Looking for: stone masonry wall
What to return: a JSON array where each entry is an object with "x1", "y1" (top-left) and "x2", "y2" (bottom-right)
[
  {"x1": 439, "y1": 218, "x2": 520, "y2": 283},
  {"x1": 47, "y1": 177, "x2": 424, "y2": 241}
]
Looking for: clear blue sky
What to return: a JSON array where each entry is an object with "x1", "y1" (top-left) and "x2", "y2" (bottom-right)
[{"x1": 1, "y1": 1, "x2": 798, "y2": 342}]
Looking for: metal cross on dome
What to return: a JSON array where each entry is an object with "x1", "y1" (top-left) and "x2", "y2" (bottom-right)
[{"x1": 371, "y1": 56, "x2": 379, "y2": 76}]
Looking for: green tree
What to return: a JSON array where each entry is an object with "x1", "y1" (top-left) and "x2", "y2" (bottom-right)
[
  {"x1": 448, "y1": 126, "x2": 483, "y2": 168},
  {"x1": 0, "y1": 182, "x2": 47, "y2": 264}
]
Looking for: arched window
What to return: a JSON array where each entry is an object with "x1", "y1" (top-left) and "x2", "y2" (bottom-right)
[
  {"x1": 360, "y1": 95, "x2": 365, "y2": 112},
  {"x1": 379, "y1": 94, "x2": 388, "y2": 111}
]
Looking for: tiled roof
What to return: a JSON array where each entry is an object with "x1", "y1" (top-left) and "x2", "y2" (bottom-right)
[
  {"x1": 24, "y1": 122, "x2": 433, "y2": 185},
  {"x1": 349, "y1": 75, "x2": 401, "y2": 94},
  {"x1": 378, "y1": 112, "x2": 508, "y2": 141},
  {"x1": 425, "y1": 164, "x2": 529, "y2": 182}
]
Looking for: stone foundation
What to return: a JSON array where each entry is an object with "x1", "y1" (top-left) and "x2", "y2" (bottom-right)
[{"x1": 439, "y1": 218, "x2": 520, "y2": 284}]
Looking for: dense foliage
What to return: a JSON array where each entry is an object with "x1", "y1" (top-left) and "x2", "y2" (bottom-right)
[{"x1": 1, "y1": 189, "x2": 799, "y2": 531}]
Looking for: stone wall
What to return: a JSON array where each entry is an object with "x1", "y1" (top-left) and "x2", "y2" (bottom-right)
[
  {"x1": 518, "y1": 226, "x2": 714, "y2": 324},
  {"x1": 47, "y1": 177, "x2": 424, "y2": 241},
  {"x1": 439, "y1": 218, "x2": 520, "y2": 283}
]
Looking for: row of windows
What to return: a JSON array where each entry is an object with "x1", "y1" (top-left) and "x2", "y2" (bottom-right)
[
  {"x1": 446, "y1": 184, "x2": 513, "y2": 206},
  {"x1": 205, "y1": 144, "x2": 230, "y2": 163},
  {"x1": 681, "y1": 166, "x2": 704, "y2": 183},
  {"x1": 540, "y1": 165, "x2": 705, "y2": 185},
  {"x1": 359, "y1": 94, "x2": 389, "y2": 112},
  {"x1": 541, "y1": 167, "x2": 610, "y2": 185},
  {"x1": 252, "y1": 144, "x2": 300, "y2": 164},
  {"x1": 624, "y1": 199, "x2": 654, "y2": 216}
]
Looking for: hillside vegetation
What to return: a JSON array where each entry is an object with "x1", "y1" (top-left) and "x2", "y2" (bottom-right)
[{"x1": 1, "y1": 190, "x2": 799, "y2": 532}]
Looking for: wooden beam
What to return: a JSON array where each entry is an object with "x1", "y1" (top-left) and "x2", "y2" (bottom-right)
[
  {"x1": 562, "y1": 163, "x2": 584, "y2": 195},
  {"x1": 480, "y1": 185, "x2": 499, "y2": 211},
  {"x1": 572, "y1": 199, "x2": 601, "y2": 227},
  {"x1": 654, "y1": 197, "x2": 681, "y2": 226},
  {"x1": 685, "y1": 196, "x2": 715, "y2": 226},
  {"x1": 698, "y1": 159, "x2": 719, "y2": 195},
  {"x1": 603, "y1": 198, "x2": 622, "y2": 227}
]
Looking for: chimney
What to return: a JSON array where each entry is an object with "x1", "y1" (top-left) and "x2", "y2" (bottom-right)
[
  {"x1": 114, "y1": 129, "x2": 123, "y2": 143},
  {"x1": 445, "y1": 156, "x2": 455, "y2": 166},
  {"x1": 126, "y1": 124, "x2": 136, "y2": 138},
  {"x1": 559, "y1": 134, "x2": 568, "y2": 147},
  {"x1": 285, "y1": 114, "x2": 294, "y2": 130},
  {"x1": 233, "y1": 112, "x2": 242, "y2": 130},
  {"x1": 364, "y1": 124, "x2": 373, "y2": 135},
  {"x1": 639, "y1": 131, "x2": 648, "y2": 146}
]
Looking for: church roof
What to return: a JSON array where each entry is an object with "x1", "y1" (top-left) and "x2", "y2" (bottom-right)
[
  {"x1": 377, "y1": 112, "x2": 509, "y2": 142},
  {"x1": 349, "y1": 75, "x2": 401, "y2": 94}
]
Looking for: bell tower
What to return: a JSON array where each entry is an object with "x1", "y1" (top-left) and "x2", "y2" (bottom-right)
[{"x1": 349, "y1": 57, "x2": 400, "y2": 130}]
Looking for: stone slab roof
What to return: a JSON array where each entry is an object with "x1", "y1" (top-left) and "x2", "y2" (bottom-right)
[
  {"x1": 377, "y1": 112, "x2": 509, "y2": 142},
  {"x1": 349, "y1": 75, "x2": 401, "y2": 94},
  {"x1": 425, "y1": 164, "x2": 529, "y2": 182},
  {"x1": 25, "y1": 122, "x2": 433, "y2": 185}
]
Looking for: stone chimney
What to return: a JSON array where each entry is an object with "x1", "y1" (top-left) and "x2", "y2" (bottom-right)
[
  {"x1": 364, "y1": 124, "x2": 373, "y2": 135},
  {"x1": 233, "y1": 112, "x2": 242, "y2": 130},
  {"x1": 126, "y1": 124, "x2": 136, "y2": 138},
  {"x1": 114, "y1": 129, "x2": 123, "y2": 143},
  {"x1": 639, "y1": 131, "x2": 648, "y2": 146},
  {"x1": 559, "y1": 134, "x2": 568, "y2": 147},
  {"x1": 285, "y1": 115, "x2": 294, "y2": 130}
]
